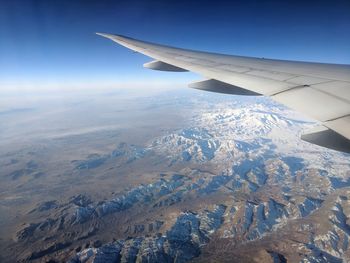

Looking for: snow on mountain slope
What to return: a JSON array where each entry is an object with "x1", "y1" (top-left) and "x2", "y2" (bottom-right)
[{"x1": 150, "y1": 99, "x2": 349, "y2": 173}]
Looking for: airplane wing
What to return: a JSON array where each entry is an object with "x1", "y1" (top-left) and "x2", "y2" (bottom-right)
[{"x1": 96, "y1": 33, "x2": 350, "y2": 153}]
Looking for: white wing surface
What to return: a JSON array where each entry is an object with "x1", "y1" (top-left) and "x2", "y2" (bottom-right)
[{"x1": 97, "y1": 33, "x2": 350, "y2": 153}]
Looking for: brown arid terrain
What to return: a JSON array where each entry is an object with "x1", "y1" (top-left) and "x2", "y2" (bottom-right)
[{"x1": 1, "y1": 86, "x2": 349, "y2": 263}]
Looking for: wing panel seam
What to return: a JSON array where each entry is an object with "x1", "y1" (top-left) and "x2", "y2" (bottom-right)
[
  {"x1": 324, "y1": 114, "x2": 350, "y2": 122},
  {"x1": 270, "y1": 85, "x2": 309, "y2": 96}
]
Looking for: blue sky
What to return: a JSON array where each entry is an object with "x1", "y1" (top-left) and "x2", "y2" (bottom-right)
[{"x1": 1, "y1": 0, "x2": 349, "y2": 89}]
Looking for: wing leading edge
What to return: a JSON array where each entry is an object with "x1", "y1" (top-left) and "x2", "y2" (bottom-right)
[{"x1": 96, "y1": 33, "x2": 350, "y2": 153}]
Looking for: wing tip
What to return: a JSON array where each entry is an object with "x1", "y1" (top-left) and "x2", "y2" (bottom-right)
[
  {"x1": 96, "y1": 32, "x2": 115, "y2": 39},
  {"x1": 95, "y1": 32, "x2": 132, "y2": 42}
]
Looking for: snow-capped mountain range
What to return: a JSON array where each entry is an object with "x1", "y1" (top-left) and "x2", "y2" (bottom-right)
[{"x1": 11, "y1": 96, "x2": 350, "y2": 263}]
